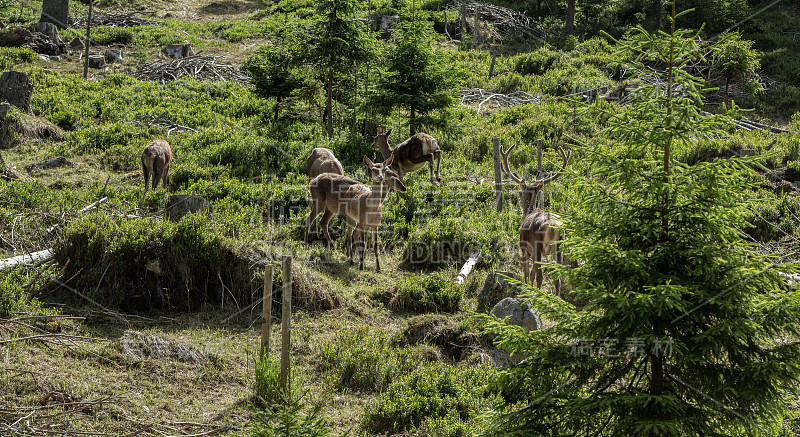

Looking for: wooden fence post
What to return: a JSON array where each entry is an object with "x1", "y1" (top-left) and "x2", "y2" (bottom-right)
[
  {"x1": 537, "y1": 139, "x2": 544, "y2": 208},
  {"x1": 280, "y1": 255, "x2": 292, "y2": 391},
  {"x1": 460, "y1": 3, "x2": 467, "y2": 41},
  {"x1": 493, "y1": 138, "x2": 503, "y2": 212},
  {"x1": 488, "y1": 52, "x2": 497, "y2": 78},
  {"x1": 260, "y1": 264, "x2": 273, "y2": 358}
]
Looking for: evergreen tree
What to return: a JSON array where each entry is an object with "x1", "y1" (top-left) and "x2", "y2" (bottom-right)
[
  {"x1": 375, "y1": 19, "x2": 455, "y2": 137},
  {"x1": 310, "y1": 0, "x2": 373, "y2": 138},
  {"x1": 711, "y1": 32, "x2": 763, "y2": 110},
  {"x1": 242, "y1": 27, "x2": 311, "y2": 122},
  {"x1": 483, "y1": 5, "x2": 800, "y2": 437}
]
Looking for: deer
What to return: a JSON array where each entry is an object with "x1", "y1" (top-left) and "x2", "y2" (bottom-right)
[
  {"x1": 307, "y1": 147, "x2": 344, "y2": 178},
  {"x1": 141, "y1": 139, "x2": 173, "y2": 194},
  {"x1": 371, "y1": 126, "x2": 442, "y2": 186},
  {"x1": 500, "y1": 140, "x2": 571, "y2": 296},
  {"x1": 305, "y1": 156, "x2": 406, "y2": 272}
]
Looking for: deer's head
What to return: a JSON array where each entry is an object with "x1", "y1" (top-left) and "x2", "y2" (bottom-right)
[
  {"x1": 500, "y1": 140, "x2": 570, "y2": 215},
  {"x1": 371, "y1": 126, "x2": 393, "y2": 151}
]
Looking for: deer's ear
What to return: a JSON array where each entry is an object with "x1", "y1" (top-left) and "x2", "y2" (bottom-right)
[
  {"x1": 384, "y1": 155, "x2": 394, "y2": 166},
  {"x1": 386, "y1": 128, "x2": 393, "y2": 137},
  {"x1": 377, "y1": 126, "x2": 384, "y2": 134},
  {"x1": 363, "y1": 156, "x2": 374, "y2": 166}
]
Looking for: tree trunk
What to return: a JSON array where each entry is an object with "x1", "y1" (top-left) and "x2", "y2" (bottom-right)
[
  {"x1": 724, "y1": 77, "x2": 730, "y2": 110},
  {"x1": 410, "y1": 105, "x2": 416, "y2": 136},
  {"x1": 652, "y1": 0, "x2": 662, "y2": 31},
  {"x1": 565, "y1": 0, "x2": 575, "y2": 35},
  {"x1": 274, "y1": 98, "x2": 280, "y2": 123},
  {"x1": 40, "y1": 0, "x2": 69, "y2": 29},
  {"x1": 326, "y1": 68, "x2": 333, "y2": 138}
]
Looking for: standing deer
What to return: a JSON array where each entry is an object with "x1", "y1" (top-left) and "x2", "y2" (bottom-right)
[
  {"x1": 371, "y1": 126, "x2": 442, "y2": 186},
  {"x1": 307, "y1": 147, "x2": 344, "y2": 178},
  {"x1": 305, "y1": 156, "x2": 406, "y2": 271},
  {"x1": 141, "y1": 139, "x2": 173, "y2": 193},
  {"x1": 500, "y1": 141, "x2": 571, "y2": 295}
]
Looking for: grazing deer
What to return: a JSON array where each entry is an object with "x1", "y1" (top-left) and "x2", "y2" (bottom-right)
[
  {"x1": 307, "y1": 147, "x2": 344, "y2": 178},
  {"x1": 141, "y1": 139, "x2": 173, "y2": 193},
  {"x1": 500, "y1": 141, "x2": 571, "y2": 295},
  {"x1": 371, "y1": 126, "x2": 442, "y2": 186},
  {"x1": 305, "y1": 156, "x2": 406, "y2": 271}
]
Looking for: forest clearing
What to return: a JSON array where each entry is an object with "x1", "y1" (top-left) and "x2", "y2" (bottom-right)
[{"x1": 2, "y1": 0, "x2": 800, "y2": 435}]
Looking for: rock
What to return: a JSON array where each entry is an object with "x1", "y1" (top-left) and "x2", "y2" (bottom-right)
[
  {"x1": 164, "y1": 195, "x2": 214, "y2": 222},
  {"x1": 0, "y1": 71, "x2": 34, "y2": 113},
  {"x1": 775, "y1": 181, "x2": 796, "y2": 195},
  {"x1": 490, "y1": 297, "x2": 542, "y2": 332},
  {"x1": 26, "y1": 156, "x2": 71, "y2": 173},
  {"x1": 786, "y1": 166, "x2": 800, "y2": 182},
  {"x1": 765, "y1": 168, "x2": 785, "y2": 183},
  {"x1": 478, "y1": 270, "x2": 522, "y2": 311},
  {"x1": 68, "y1": 36, "x2": 84, "y2": 52},
  {"x1": 105, "y1": 49, "x2": 123, "y2": 64},
  {"x1": 35, "y1": 22, "x2": 60, "y2": 40},
  {"x1": 0, "y1": 102, "x2": 10, "y2": 119},
  {"x1": 120, "y1": 330, "x2": 209, "y2": 363},
  {"x1": 163, "y1": 43, "x2": 191, "y2": 59}
]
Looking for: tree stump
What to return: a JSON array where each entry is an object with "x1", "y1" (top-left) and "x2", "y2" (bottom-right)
[
  {"x1": 88, "y1": 55, "x2": 105, "y2": 69},
  {"x1": 0, "y1": 71, "x2": 33, "y2": 114},
  {"x1": 164, "y1": 195, "x2": 214, "y2": 222},
  {"x1": 69, "y1": 37, "x2": 84, "y2": 52},
  {"x1": 40, "y1": 0, "x2": 69, "y2": 29},
  {"x1": 163, "y1": 43, "x2": 191, "y2": 59},
  {"x1": 105, "y1": 49, "x2": 123, "y2": 64}
]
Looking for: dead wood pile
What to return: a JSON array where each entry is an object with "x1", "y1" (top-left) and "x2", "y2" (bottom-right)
[
  {"x1": 70, "y1": 11, "x2": 162, "y2": 28},
  {"x1": 447, "y1": 1, "x2": 547, "y2": 41},
  {"x1": 459, "y1": 88, "x2": 540, "y2": 112},
  {"x1": 131, "y1": 55, "x2": 250, "y2": 85},
  {"x1": 129, "y1": 113, "x2": 197, "y2": 134}
]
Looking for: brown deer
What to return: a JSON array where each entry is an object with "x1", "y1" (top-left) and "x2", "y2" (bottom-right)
[
  {"x1": 305, "y1": 156, "x2": 406, "y2": 271},
  {"x1": 141, "y1": 139, "x2": 173, "y2": 193},
  {"x1": 500, "y1": 141, "x2": 571, "y2": 295},
  {"x1": 307, "y1": 147, "x2": 344, "y2": 178},
  {"x1": 371, "y1": 126, "x2": 442, "y2": 186}
]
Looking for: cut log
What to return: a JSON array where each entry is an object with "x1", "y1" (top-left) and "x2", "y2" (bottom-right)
[
  {"x1": 105, "y1": 49, "x2": 123, "y2": 64},
  {"x1": 40, "y1": 0, "x2": 69, "y2": 29},
  {"x1": 163, "y1": 43, "x2": 191, "y2": 59},
  {"x1": 456, "y1": 248, "x2": 480, "y2": 284},
  {"x1": 0, "y1": 71, "x2": 34, "y2": 114},
  {"x1": 0, "y1": 249, "x2": 54, "y2": 271}
]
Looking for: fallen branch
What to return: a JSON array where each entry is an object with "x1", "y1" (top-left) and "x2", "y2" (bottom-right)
[
  {"x1": 131, "y1": 55, "x2": 250, "y2": 85},
  {"x1": 459, "y1": 88, "x2": 540, "y2": 112},
  {"x1": 456, "y1": 248, "x2": 481, "y2": 284},
  {"x1": 70, "y1": 11, "x2": 162, "y2": 28},
  {"x1": 0, "y1": 249, "x2": 54, "y2": 271},
  {"x1": 130, "y1": 113, "x2": 197, "y2": 135}
]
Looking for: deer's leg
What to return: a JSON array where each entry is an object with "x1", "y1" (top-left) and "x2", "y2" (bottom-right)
[
  {"x1": 554, "y1": 242, "x2": 563, "y2": 297},
  {"x1": 356, "y1": 225, "x2": 367, "y2": 270},
  {"x1": 162, "y1": 164, "x2": 170, "y2": 190},
  {"x1": 142, "y1": 163, "x2": 150, "y2": 194},
  {"x1": 433, "y1": 149, "x2": 442, "y2": 183},
  {"x1": 305, "y1": 202, "x2": 322, "y2": 244},
  {"x1": 319, "y1": 210, "x2": 334, "y2": 248},
  {"x1": 534, "y1": 242, "x2": 544, "y2": 290},
  {"x1": 373, "y1": 227, "x2": 380, "y2": 272},
  {"x1": 345, "y1": 218, "x2": 356, "y2": 263},
  {"x1": 152, "y1": 161, "x2": 163, "y2": 190},
  {"x1": 520, "y1": 241, "x2": 531, "y2": 285}
]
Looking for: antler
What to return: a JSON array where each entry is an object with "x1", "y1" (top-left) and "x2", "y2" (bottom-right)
[
  {"x1": 530, "y1": 139, "x2": 571, "y2": 187},
  {"x1": 500, "y1": 144, "x2": 526, "y2": 184}
]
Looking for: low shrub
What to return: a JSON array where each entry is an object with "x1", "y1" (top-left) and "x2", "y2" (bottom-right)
[
  {"x1": 318, "y1": 326, "x2": 421, "y2": 392},
  {"x1": 362, "y1": 362, "x2": 495, "y2": 435},
  {"x1": 389, "y1": 271, "x2": 464, "y2": 313}
]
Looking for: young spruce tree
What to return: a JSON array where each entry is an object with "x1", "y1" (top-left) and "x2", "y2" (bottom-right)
[
  {"x1": 375, "y1": 18, "x2": 455, "y2": 137},
  {"x1": 484, "y1": 4, "x2": 800, "y2": 437}
]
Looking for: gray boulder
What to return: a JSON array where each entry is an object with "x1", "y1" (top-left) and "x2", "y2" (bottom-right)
[
  {"x1": 164, "y1": 195, "x2": 213, "y2": 222},
  {"x1": 26, "y1": 156, "x2": 70, "y2": 173},
  {"x1": 478, "y1": 271, "x2": 522, "y2": 311},
  {"x1": 490, "y1": 297, "x2": 542, "y2": 332}
]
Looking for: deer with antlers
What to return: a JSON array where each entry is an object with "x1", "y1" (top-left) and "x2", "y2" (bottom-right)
[
  {"x1": 500, "y1": 140, "x2": 571, "y2": 295},
  {"x1": 305, "y1": 156, "x2": 406, "y2": 271},
  {"x1": 371, "y1": 126, "x2": 442, "y2": 186}
]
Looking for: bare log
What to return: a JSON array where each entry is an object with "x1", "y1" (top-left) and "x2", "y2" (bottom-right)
[
  {"x1": 0, "y1": 249, "x2": 55, "y2": 271},
  {"x1": 456, "y1": 248, "x2": 481, "y2": 284}
]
